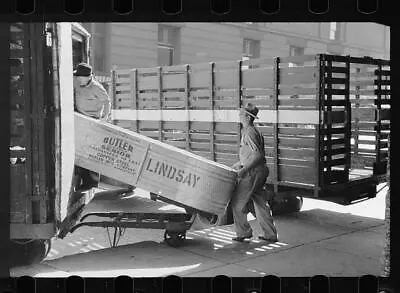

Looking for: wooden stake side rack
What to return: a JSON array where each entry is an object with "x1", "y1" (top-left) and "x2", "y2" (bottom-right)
[{"x1": 111, "y1": 53, "x2": 390, "y2": 204}]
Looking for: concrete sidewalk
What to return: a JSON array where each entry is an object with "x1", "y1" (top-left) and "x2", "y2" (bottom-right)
[{"x1": 11, "y1": 205, "x2": 385, "y2": 277}]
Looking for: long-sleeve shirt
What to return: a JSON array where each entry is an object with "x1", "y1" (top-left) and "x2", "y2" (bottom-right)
[
  {"x1": 239, "y1": 125, "x2": 266, "y2": 167},
  {"x1": 74, "y1": 78, "x2": 111, "y2": 119}
]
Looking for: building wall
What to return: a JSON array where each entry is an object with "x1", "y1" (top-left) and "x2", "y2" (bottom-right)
[
  {"x1": 81, "y1": 22, "x2": 110, "y2": 77},
  {"x1": 266, "y1": 23, "x2": 320, "y2": 38},
  {"x1": 100, "y1": 22, "x2": 389, "y2": 72},
  {"x1": 108, "y1": 23, "x2": 158, "y2": 70},
  {"x1": 180, "y1": 23, "x2": 241, "y2": 64},
  {"x1": 346, "y1": 23, "x2": 385, "y2": 50}
]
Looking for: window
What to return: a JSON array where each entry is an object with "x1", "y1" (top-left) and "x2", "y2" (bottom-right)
[
  {"x1": 290, "y1": 46, "x2": 304, "y2": 57},
  {"x1": 242, "y1": 39, "x2": 260, "y2": 69},
  {"x1": 329, "y1": 22, "x2": 340, "y2": 41},
  {"x1": 71, "y1": 26, "x2": 89, "y2": 69},
  {"x1": 158, "y1": 46, "x2": 174, "y2": 66},
  {"x1": 158, "y1": 25, "x2": 180, "y2": 66},
  {"x1": 289, "y1": 45, "x2": 305, "y2": 67},
  {"x1": 72, "y1": 37, "x2": 85, "y2": 68},
  {"x1": 243, "y1": 39, "x2": 260, "y2": 59}
]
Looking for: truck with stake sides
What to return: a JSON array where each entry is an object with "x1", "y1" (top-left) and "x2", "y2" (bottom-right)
[{"x1": 8, "y1": 22, "x2": 390, "y2": 264}]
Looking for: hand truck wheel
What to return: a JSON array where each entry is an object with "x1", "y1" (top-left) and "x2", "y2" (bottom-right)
[{"x1": 164, "y1": 230, "x2": 186, "y2": 247}]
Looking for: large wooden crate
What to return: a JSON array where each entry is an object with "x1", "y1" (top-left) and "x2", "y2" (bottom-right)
[
  {"x1": 75, "y1": 113, "x2": 237, "y2": 215},
  {"x1": 110, "y1": 54, "x2": 390, "y2": 199}
]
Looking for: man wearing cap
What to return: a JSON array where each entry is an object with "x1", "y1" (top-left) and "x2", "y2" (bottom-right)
[
  {"x1": 73, "y1": 63, "x2": 111, "y2": 189},
  {"x1": 230, "y1": 103, "x2": 278, "y2": 242},
  {"x1": 73, "y1": 63, "x2": 111, "y2": 121}
]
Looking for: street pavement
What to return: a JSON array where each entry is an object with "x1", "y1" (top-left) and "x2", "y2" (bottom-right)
[{"x1": 10, "y1": 183, "x2": 388, "y2": 277}]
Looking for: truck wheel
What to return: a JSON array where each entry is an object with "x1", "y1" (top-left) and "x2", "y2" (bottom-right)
[
  {"x1": 293, "y1": 196, "x2": 303, "y2": 213},
  {"x1": 270, "y1": 196, "x2": 303, "y2": 215},
  {"x1": 164, "y1": 230, "x2": 186, "y2": 247}
]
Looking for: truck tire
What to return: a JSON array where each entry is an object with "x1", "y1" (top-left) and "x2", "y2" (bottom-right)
[
  {"x1": 270, "y1": 195, "x2": 303, "y2": 215},
  {"x1": 9, "y1": 239, "x2": 50, "y2": 267}
]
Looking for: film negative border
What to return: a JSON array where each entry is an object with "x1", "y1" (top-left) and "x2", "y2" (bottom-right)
[
  {"x1": 0, "y1": 19, "x2": 12, "y2": 278},
  {"x1": 9, "y1": 0, "x2": 384, "y2": 16},
  {"x1": 0, "y1": 2, "x2": 395, "y2": 293},
  {"x1": 0, "y1": 0, "x2": 391, "y2": 24},
  {"x1": 0, "y1": 275, "x2": 397, "y2": 293}
]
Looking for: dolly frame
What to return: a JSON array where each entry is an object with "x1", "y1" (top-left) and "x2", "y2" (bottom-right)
[{"x1": 70, "y1": 210, "x2": 196, "y2": 247}]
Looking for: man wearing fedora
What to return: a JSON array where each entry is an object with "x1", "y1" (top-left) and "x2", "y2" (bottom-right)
[
  {"x1": 73, "y1": 63, "x2": 111, "y2": 189},
  {"x1": 230, "y1": 103, "x2": 278, "y2": 242}
]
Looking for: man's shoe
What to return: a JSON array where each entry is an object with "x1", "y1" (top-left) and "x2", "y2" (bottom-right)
[
  {"x1": 232, "y1": 235, "x2": 253, "y2": 242},
  {"x1": 258, "y1": 236, "x2": 278, "y2": 242}
]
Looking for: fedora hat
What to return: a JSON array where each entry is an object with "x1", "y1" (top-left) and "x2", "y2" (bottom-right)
[
  {"x1": 73, "y1": 63, "x2": 92, "y2": 77},
  {"x1": 240, "y1": 103, "x2": 259, "y2": 119}
]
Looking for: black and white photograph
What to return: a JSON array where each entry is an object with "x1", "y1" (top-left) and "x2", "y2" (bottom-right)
[{"x1": 8, "y1": 22, "x2": 390, "y2": 283}]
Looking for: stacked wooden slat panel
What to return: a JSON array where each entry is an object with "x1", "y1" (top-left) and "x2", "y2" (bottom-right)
[
  {"x1": 242, "y1": 58, "x2": 277, "y2": 186},
  {"x1": 112, "y1": 56, "x2": 322, "y2": 190},
  {"x1": 10, "y1": 23, "x2": 30, "y2": 224},
  {"x1": 112, "y1": 68, "x2": 137, "y2": 132},
  {"x1": 10, "y1": 23, "x2": 57, "y2": 229},
  {"x1": 374, "y1": 63, "x2": 390, "y2": 174},
  {"x1": 113, "y1": 62, "x2": 242, "y2": 168},
  {"x1": 188, "y1": 63, "x2": 214, "y2": 161},
  {"x1": 273, "y1": 55, "x2": 320, "y2": 188},
  {"x1": 320, "y1": 55, "x2": 352, "y2": 185},
  {"x1": 30, "y1": 23, "x2": 49, "y2": 225},
  {"x1": 350, "y1": 63, "x2": 378, "y2": 169},
  {"x1": 188, "y1": 62, "x2": 241, "y2": 166},
  {"x1": 210, "y1": 61, "x2": 240, "y2": 167},
  {"x1": 111, "y1": 54, "x2": 390, "y2": 197},
  {"x1": 349, "y1": 58, "x2": 390, "y2": 175}
]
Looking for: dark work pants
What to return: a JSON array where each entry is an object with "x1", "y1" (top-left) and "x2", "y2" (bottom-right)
[{"x1": 230, "y1": 164, "x2": 278, "y2": 239}]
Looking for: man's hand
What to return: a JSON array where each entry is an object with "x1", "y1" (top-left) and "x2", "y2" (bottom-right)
[
  {"x1": 237, "y1": 168, "x2": 247, "y2": 178},
  {"x1": 99, "y1": 115, "x2": 109, "y2": 123},
  {"x1": 232, "y1": 162, "x2": 241, "y2": 171}
]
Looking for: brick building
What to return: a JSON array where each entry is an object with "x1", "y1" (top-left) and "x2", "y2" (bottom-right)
[{"x1": 81, "y1": 22, "x2": 390, "y2": 78}]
